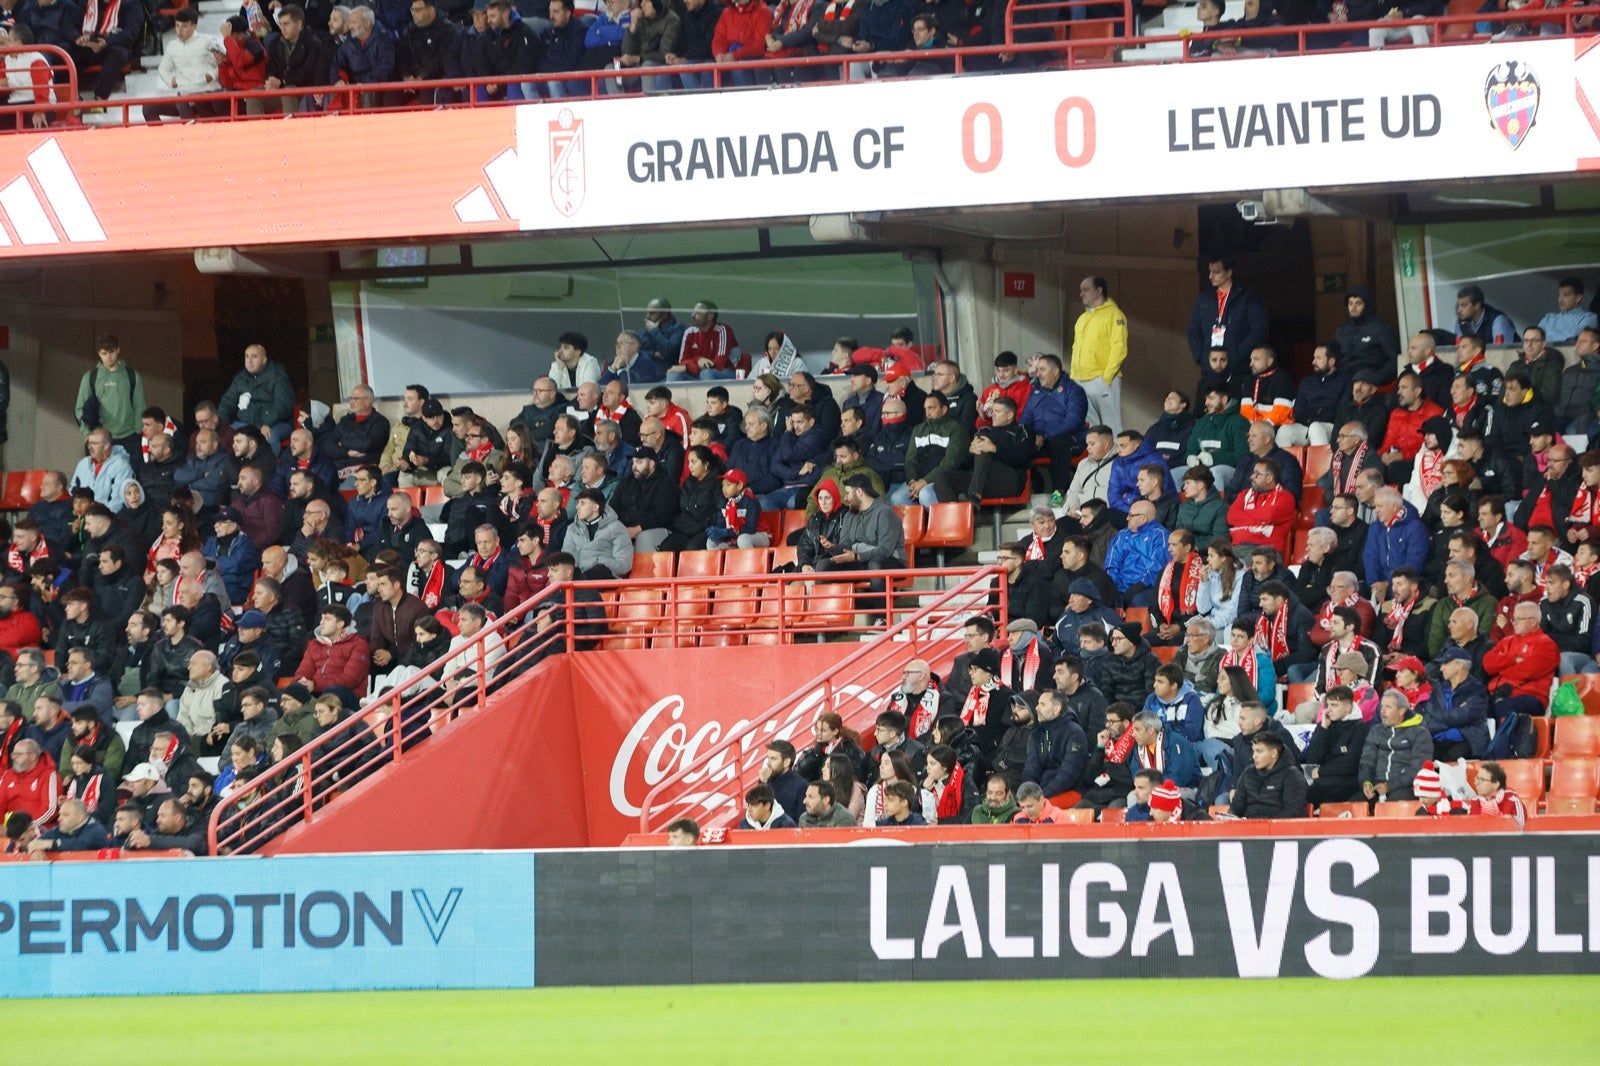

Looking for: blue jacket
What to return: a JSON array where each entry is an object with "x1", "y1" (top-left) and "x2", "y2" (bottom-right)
[
  {"x1": 337, "y1": 29, "x2": 397, "y2": 84},
  {"x1": 1292, "y1": 369, "x2": 1352, "y2": 427},
  {"x1": 344, "y1": 491, "x2": 388, "y2": 548},
  {"x1": 1106, "y1": 440, "x2": 1173, "y2": 512},
  {"x1": 858, "y1": 0, "x2": 913, "y2": 49},
  {"x1": 1362, "y1": 504, "x2": 1429, "y2": 586},
  {"x1": 842, "y1": 390, "x2": 883, "y2": 439},
  {"x1": 707, "y1": 492, "x2": 761, "y2": 543},
  {"x1": 584, "y1": 7, "x2": 631, "y2": 49},
  {"x1": 770, "y1": 427, "x2": 828, "y2": 488},
  {"x1": 540, "y1": 19, "x2": 588, "y2": 73},
  {"x1": 175, "y1": 451, "x2": 230, "y2": 508},
  {"x1": 1143, "y1": 679, "x2": 1205, "y2": 743},
  {"x1": 637, "y1": 315, "x2": 685, "y2": 368},
  {"x1": 728, "y1": 434, "x2": 779, "y2": 495},
  {"x1": 1122, "y1": 726, "x2": 1200, "y2": 789},
  {"x1": 1105, "y1": 521, "x2": 1170, "y2": 593},
  {"x1": 1187, "y1": 283, "x2": 1270, "y2": 371},
  {"x1": 1021, "y1": 377, "x2": 1087, "y2": 443},
  {"x1": 1418, "y1": 674, "x2": 1491, "y2": 759},
  {"x1": 204, "y1": 532, "x2": 262, "y2": 606},
  {"x1": 271, "y1": 453, "x2": 338, "y2": 497},
  {"x1": 598, "y1": 352, "x2": 664, "y2": 388}
]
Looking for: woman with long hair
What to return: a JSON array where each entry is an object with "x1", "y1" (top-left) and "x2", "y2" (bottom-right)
[
  {"x1": 822, "y1": 751, "x2": 865, "y2": 825},
  {"x1": 1202, "y1": 538, "x2": 1243, "y2": 633},
  {"x1": 748, "y1": 372, "x2": 784, "y2": 424},
  {"x1": 1221, "y1": 619, "x2": 1277, "y2": 716},
  {"x1": 146, "y1": 505, "x2": 200, "y2": 579},
  {"x1": 862, "y1": 749, "x2": 935, "y2": 826}
]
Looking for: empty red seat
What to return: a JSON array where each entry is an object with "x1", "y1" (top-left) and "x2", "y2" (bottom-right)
[
  {"x1": 1554, "y1": 716, "x2": 1600, "y2": 759},
  {"x1": 1547, "y1": 758, "x2": 1599, "y2": 800}
]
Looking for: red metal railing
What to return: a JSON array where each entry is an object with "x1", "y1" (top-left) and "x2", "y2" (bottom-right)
[
  {"x1": 637, "y1": 564, "x2": 1006, "y2": 834},
  {"x1": 0, "y1": 45, "x2": 78, "y2": 125},
  {"x1": 206, "y1": 564, "x2": 1000, "y2": 855},
  {"x1": 6, "y1": 7, "x2": 1588, "y2": 131}
]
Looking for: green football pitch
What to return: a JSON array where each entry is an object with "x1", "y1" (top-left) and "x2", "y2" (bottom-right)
[{"x1": 11, "y1": 976, "x2": 1600, "y2": 1063}]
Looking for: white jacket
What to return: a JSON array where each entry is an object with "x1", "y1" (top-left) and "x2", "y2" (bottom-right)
[
  {"x1": 158, "y1": 33, "x2": 221, "y2": 94},
  {"x1": 3, "y1": 51, "x2": 56, "y2": 104}
]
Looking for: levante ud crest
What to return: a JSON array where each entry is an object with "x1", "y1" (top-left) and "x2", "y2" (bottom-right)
[
  {"x1": 550, "y1": 109, "x2": 587, "y2": 218},
  {"x1": 1484, "y1": 60, "x2": 1539, "y2": 151}
]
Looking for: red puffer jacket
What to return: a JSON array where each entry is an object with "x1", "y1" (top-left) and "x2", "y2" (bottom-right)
[{"x1": 295, "y1": 633, "x2": 371, "y2": 697}]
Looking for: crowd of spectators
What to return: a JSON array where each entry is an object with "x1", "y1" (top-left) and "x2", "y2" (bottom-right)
[
  {"x1": 676, "y1": 269, "x2": 1598, "y2": 834},
  {"x1": 5, "y1": 264, "x2": 1596, "y2": 854}
]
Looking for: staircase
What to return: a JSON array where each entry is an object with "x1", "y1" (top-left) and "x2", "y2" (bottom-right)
[{"x1": 214, "y1": 566, "x2": 1005, "y2": 854}]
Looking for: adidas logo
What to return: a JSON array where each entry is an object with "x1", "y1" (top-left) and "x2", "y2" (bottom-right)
[{"x1": 0, "y1": 139, "x2": 108, "y2": 247}]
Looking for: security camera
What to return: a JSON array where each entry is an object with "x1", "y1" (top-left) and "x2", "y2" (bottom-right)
[{"x1": 1236, "y1": 199, "x2": 1268, "y2": 223}]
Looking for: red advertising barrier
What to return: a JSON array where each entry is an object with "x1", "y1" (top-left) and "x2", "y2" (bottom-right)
[{"x1": 271, "y1": 641, "x2": 960, "y2": 853}]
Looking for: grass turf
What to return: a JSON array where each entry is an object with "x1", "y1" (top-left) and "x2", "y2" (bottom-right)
[{"x1": 12, "y1": 976, "x2": 1599, "y2": 1062}]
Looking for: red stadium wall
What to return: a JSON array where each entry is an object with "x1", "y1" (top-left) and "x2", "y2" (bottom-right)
[{"x1": 271, "y1": 643, "x2": 951, "y2": 853}]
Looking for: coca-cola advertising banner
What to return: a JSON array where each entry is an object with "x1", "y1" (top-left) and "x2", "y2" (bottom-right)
[
  {"x1": 567, "y1": 644, "x2": 949, "y2": 845},
  {"x1": 533, "y1": 836, "x2": 1600, "y2": 985}
]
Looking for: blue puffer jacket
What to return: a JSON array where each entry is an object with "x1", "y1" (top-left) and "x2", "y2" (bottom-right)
[
  {"x1": 1362, "y1": 503, "x2": 1429, "y2": 586},
  {"x1": 1143, "y1": 679, "x2": 1205, "y2": 743},
  {"x1": 204, "y1": 532, "x2": 262, "y2": 606},
  {"x1": 1106, "y1": 439, "x2": 1173, "y2": 512},
  {"x1": 344, "y1": 491, "x2": 388, "y2": 548},
  {"x1": 1021, "y1": 377, "x2": 1087, "y2": 443},
  {"x1": 337, "y1": 28, "x2": 397, "y2": 83},
  {"x1": 1105, "y1": 521, "x2": 1170, "y2": 594},
  {"x1": 1417, "y1": 674, "x2": 1491, "y2": 759}
]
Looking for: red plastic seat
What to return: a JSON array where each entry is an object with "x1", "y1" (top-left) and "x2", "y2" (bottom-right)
[
  {"x1": 1543, "y1": 796, "x2": 1597, "y2": 815},
  {"x1": 755, "y1": 510, "x2": 784, "y2": 547},
  {"x1": 721, "y1": 548, "x2": 770, "y2": 576},
  {"x1": 792, "y1": 583, "x2": 857, "y2": 632},
  {"x1": 780, "y1": 510, "x2": 810, "y2": 542},
  {"x1": 771, "y1": 545, "x2": 798, "y2": 570},
  {"x1": 1372, "y1": 801, "x2": 1419, "y2": 818},
  {"x1": 610, "y1": 589, "x2": 666, "y2": 634},
  {"x1": 1553, "y1": 716, "x2": 1600, "y2": 759},
  {"x1": 420, "y1": 484, "x2": 447, "y2": 507},
  {"x1": 1316, "y1": 802, "x2": 1368, "y2": 819},
  {"x1": 978, "y1": 470, "x2": 1033, "y2": 543},
  {"x1": 895, "y1": 505, "x2": 925, "y2": 551},
  {"x1": 631, "y1": 552, "x2": 674, "y2": 580},
  {"x1": 1285, "y1": 683, "x2": 1316, "y2": 714},
  {"x1": 1555, "y1": 673, "x2": 1600, "y2": 714},
  {"x1": 921, "y1": 504, "x2": 975, "y2": 565},
  {"x1": 1097, "y1": 807, "x2": 1126, "y2": 824},
  {"x1": 1122, "y1": 607, "x2": 1150, "y2": 634},
  {"x1": 1301, "y1": 445, "x2": 1332, "y2": 486},
  {"x1": 1493, "y1": 758, "x2": 1547, "y2": 802},
  {"x1": 675, "y1": 551, "x2": 722, "y2": 578},
  {"x1": 1547, "y1": 757, "x2": 1598, "y2": 800},
  {"x1": 1300, "y1": 485, "x2": 1326, "y2": 511},
  {"x1": 706, "y1": 583, "x2": 763, "y2": 630},
  {"x1": 1151, "y1": 645, "x2": 1178, "y2": 663}
]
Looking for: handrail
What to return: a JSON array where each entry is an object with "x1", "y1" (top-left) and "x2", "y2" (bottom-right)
[
  {"x1": 206, "y1": 564, "x2": 997, "y2": 855},
  {"x1": 637, "y1": 564, "x2": 1007, "y2": 834},
  {"x1": 0, "y1": 44, "x2": 79, "y2": 118},
  {"x1": 7, "y1": 10, "x2": 1584, "y2": 131}
]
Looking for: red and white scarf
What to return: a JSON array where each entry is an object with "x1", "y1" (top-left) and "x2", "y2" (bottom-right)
[
  {"x1": 1571, "y1": 485, "x2": 1600, "y2": 528},
  {"x1": 1254, "y1": 606, "x2": 1290, "y2": 663},
  {"x1": 412, "y1": 560, "x2": 447, "y2": 609},
  {"x1": 81, "y1": 0, "x2": 124, "y2": 36},
  {"x1": 1382, "y1": 589, "x2": 1420, "y2": 651},
  {"x1": 1024, "y1": 534, "x2": 1048, "y2": 562},
  {"x1": 1451, "y1": 396, "x2": 1477, "y2": 429},
  {"x1": 1105, "y1": 726, "x2": 1136, "y2": 766},
  {"x1": 7, "y1": 538, "x2": 50, "y2": 576},
  {"x1": 140, "y1": 416, "x2": 178, "y2": 463},
  {"x1": 470, "y1": 546, "x2": 503, "y2": 573},
  {"x1": 1417, "y1": 446, "x2": 1446, "y2": 501},
  {"x1": 1220, "y1": 646, "x2": 1260, "y2": 690},
  {"x1": 1000, "y1": 642, "x2": 1040, "y2": 692},
  {"x1": 467, "y1": 438, "x2": 494, "y2": 463},
  {"x1": 69, "y1": 771, "x2": 103, "y2": 816},
  {"x1": 1329, "y1": 442, "x2": 1369, "y2": 495},
  {"x1": 1136, "y1": 739, "x2": 1165, "y2": 773},
  {"x1": 961, "y1": 681, "x2": 998, "y2": 728},
  {"x1": 1157, "y1": 553, "x2": 1205, "y2": 624},
  {"x1": 1315, "y1": 591, "x2": 1362, "y2": 633},
  {"x1": 1575, "y1": 561, "x2": 1600, "y2": 588},
  {"x1": 903, "y1": 689, "x2": 943, "y2": 739},
  {"x1": 934, "y1": 760, "x2": 964, "y2": 822}
]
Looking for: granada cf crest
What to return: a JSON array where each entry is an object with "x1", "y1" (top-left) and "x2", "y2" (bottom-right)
[
  {"x1": 549, "y1": 109, "x2": 586, "y2": 218},
  {"x1": 1484, "y1": 61, "x2": 1540, "y2": 151}
]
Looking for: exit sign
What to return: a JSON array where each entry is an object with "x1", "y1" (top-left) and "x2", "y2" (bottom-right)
[{"x1": 1002, "y1": 272, "x2": 1035, "y2": 299}]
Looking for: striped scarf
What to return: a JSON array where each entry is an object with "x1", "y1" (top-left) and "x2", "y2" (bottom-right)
[{"x1": 1000, "y1": 641, "x2": 1040, "y2": 692}]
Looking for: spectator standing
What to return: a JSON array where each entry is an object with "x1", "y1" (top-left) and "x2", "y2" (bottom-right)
[
  {"x1": 1070, "y1": 276, "x2": 1128, "y2": 433},
  {"x1": 1186, "y1": 257, "x2": 1269, "y2": 386}
]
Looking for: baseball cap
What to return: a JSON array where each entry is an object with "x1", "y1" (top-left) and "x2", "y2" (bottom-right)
[
  {"x1": 214, "y1": 507, "x2": 242, "y2": 524},
  {"x1": 235, "y1": 610, "x2": 268, "y2": 630},
  {"x1": 721, "y1": 469, "x2": 748, "y2": 489},
  {"x1": 121, "y1": 763, "x2": 163, "y2": 784}
]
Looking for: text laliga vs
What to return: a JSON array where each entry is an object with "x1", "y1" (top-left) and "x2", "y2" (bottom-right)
[
  {"x1": 869, "y1": 841, "x2": 1600, "y2": 978},
  {"x1": 1168, "y1": 95, "x2": 1441, "y2": 152}
]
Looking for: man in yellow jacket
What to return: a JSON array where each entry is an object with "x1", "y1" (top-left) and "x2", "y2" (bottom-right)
[{"x1": 1071, "y1": 276, "x2": 1129, "y2": 434}]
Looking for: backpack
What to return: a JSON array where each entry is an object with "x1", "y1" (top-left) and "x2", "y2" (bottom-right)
[
  {"x1": 80, "y1": 363, "x2": 138, "y2": 432},
  {"x1": 1488, "y1": 712, "x2": 1537, "y2": 761}
]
